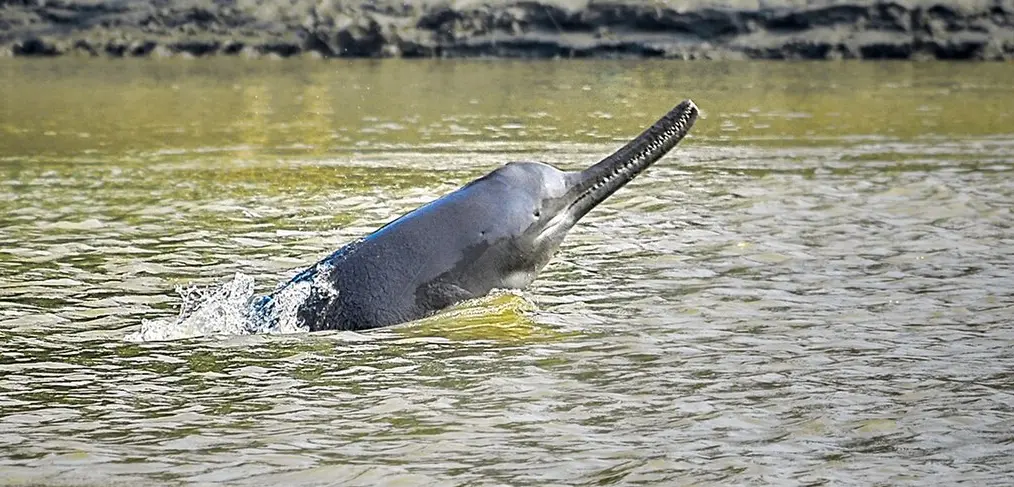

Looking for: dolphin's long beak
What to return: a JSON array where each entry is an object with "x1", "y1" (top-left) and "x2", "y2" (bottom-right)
[{"x1": 566, "y1": 99, "x2": 699, "y2": 221}]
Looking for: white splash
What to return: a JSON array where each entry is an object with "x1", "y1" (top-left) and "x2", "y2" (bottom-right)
[
  {"x1": 125, "y1": 270, "x2": 319, "y2": 342},
  {"x1": 245, "y1": 262, "x2": 337, "y2": 335}
]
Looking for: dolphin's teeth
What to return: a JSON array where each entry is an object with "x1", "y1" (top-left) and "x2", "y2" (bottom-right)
[{"x1": 575, "y1": 100, "x2": 698, "y2": 207}]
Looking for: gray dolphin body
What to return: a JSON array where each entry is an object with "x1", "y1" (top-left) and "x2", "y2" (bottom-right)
[{"x1": 250, "y1": 100, "x2": 699, "y2": 332}]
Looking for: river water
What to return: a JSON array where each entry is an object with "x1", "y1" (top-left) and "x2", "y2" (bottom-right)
[{"x1": 1, "y1": 59, "x2": 1012, "y2": 486}]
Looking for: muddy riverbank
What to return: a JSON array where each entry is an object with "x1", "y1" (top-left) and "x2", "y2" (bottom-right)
[{"x1": 2, "y1": 0, "x2": 1013, "y2": 60}]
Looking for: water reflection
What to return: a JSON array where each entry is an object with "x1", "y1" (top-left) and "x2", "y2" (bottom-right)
[{"x1": 3, "y1": 60, "x2": 1014, "y2": 158}]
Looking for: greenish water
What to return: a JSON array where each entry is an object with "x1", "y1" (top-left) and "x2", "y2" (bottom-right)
[{"x1": 1, "y1": 59, "x2": 1013, "y2": 485}]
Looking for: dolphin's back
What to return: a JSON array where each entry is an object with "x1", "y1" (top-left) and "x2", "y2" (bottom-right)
[{"x1": 254, "y1": 176, "x2": 517, "y2": 331}]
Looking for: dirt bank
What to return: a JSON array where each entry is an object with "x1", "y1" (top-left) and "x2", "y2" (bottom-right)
[{"x1": 2, "y1": 0, "x2": 1013, "y2": 60}]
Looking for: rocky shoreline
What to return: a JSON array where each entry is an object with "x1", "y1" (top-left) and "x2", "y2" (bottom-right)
[{"x1": 2, "y1": 1, "x2": 1013, "y2": 60}]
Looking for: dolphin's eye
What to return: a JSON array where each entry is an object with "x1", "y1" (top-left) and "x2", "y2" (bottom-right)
[{"x1": 533, "y1": 210, "x2": 541, "y2": 218}]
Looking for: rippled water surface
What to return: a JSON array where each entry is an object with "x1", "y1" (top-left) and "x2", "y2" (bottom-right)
[{"x1": 1, "y1": 60, "x2": 1013, "y2": 486}]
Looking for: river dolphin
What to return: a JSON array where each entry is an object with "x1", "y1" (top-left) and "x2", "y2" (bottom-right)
[{"x1": 250, "y1": 99, "x2": 699, "y2": 332}]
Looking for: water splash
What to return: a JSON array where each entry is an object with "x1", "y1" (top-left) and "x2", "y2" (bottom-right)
[
  {"x1": 125, "y1": 271, "x2": 315, "y2": 342},
  {"x1": 245, "y1": 261, "x2": 339, "y2": 335},
  {"x1": 127, "y1": 241, "x2": 359, "y2": 342}
]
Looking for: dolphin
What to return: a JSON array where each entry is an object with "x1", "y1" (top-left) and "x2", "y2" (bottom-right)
[{"x1": 249, "y1": 99, "x2": 699, "y2": 332}]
